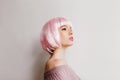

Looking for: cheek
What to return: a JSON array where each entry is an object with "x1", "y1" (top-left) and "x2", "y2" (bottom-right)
[
  {"x1": 60, "y1": 34, "x2": 69, "y2": 44},
  {"x1": 60, "y1": 33, "x2": 67, "y2": 40},
  {"x1": 59, "y1": 30, "x2": 69, "y2": 43}
]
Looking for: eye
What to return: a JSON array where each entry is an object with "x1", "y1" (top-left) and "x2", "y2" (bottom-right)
[{"x1": 62, "y1": 28, "x2": 66, "y2": 31}]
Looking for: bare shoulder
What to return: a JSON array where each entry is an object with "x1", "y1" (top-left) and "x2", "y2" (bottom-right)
[{"x1": 45, "y1": 58, "x2": 67, "y2": 72}]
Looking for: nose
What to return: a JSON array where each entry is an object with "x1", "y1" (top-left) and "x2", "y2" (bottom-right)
[{"x1": 69, "y1": 29, "x2": 73, "y2": 35}]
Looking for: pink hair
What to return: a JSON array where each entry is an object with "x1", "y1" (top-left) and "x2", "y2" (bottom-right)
[{"x1": 40, "y1": 17, "x2": 73, "y2": 54}]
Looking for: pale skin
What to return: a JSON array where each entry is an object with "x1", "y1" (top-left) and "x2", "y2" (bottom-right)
[{"x1": 45, "y1": 24, "x2": 73, "y2": 72}]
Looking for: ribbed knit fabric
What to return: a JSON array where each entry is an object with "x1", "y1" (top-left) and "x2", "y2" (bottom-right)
[{"x1": 44, "y1": 65, "x2": 81, "y2": 80}]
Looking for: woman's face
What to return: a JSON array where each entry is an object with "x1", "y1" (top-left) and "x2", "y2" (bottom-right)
[{"x1": 58, "y1": 24, "x2": 74, "y2": 48}]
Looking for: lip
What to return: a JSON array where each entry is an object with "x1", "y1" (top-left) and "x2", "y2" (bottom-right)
[{"x1": 69, "y1": 36, "x2": 74, "y2": 41}]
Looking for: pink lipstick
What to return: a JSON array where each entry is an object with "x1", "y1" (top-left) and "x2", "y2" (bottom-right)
[{"x1": 69, "y1": 36, "x2": 73, "y2": 41}]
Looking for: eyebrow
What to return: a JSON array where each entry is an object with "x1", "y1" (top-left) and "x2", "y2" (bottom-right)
[
  {"x1": 60, "y1": 25, "x2": 72, "y2": 29},
  {"x1": 60, "y1": 25, "x2": 67, "y2": 28}
]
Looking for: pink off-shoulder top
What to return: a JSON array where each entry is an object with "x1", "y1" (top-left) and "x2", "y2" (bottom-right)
[{"x1": 44, "y1": 65, "x2": 81, "y2": 80}]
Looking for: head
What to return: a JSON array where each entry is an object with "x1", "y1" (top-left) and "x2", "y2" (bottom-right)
[{"x1": 40, "y1": 17, "x2": 74, "y2": 54}]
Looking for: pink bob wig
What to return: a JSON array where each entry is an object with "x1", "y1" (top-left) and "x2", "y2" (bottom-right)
[{"x1": 40, "y1": 17, "x2": 73, "y2": 54}]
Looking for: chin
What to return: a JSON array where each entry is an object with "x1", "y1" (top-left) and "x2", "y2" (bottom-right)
[
  {"x1": 68, "y1": 41, "x2": 74, "y2": 46},
  {"x1": 63, "y1": 43, "x2": 73, "y2": 47},
  {"x1": 69, "y1": 43, "x2": 73, "y2": 46}
]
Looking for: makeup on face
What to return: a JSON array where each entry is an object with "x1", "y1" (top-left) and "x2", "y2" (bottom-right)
[
  {"x1": 69, "y1": 36, "x2": 74, "y2": 41},
  {"x1": 60, "y1": 25, "x2": 72, "y2": 32},
  {"x1": 60, "y1": 25, "x2": 74, "y2": 41},
  {"x1": 60, "y1": 24, "x2": 74, "y2": 41}
]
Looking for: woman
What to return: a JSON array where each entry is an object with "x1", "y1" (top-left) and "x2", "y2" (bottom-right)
[{"x1": 40, "y1": 17, "x2": 81, "y2": 80}]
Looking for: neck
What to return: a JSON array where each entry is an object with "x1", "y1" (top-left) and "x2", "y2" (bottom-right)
[{"x1": 50, "y1": 47, "x2": 66, "y2": 60}]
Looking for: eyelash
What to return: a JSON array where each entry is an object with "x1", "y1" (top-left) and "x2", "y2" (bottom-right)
[{"x1": 62, "y1": 28, "x2": 66, "y2": 30}]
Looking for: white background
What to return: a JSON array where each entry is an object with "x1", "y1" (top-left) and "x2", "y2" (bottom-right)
[{"x1": 0, "y1": 0, "x2": 120, "y2": 80}]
